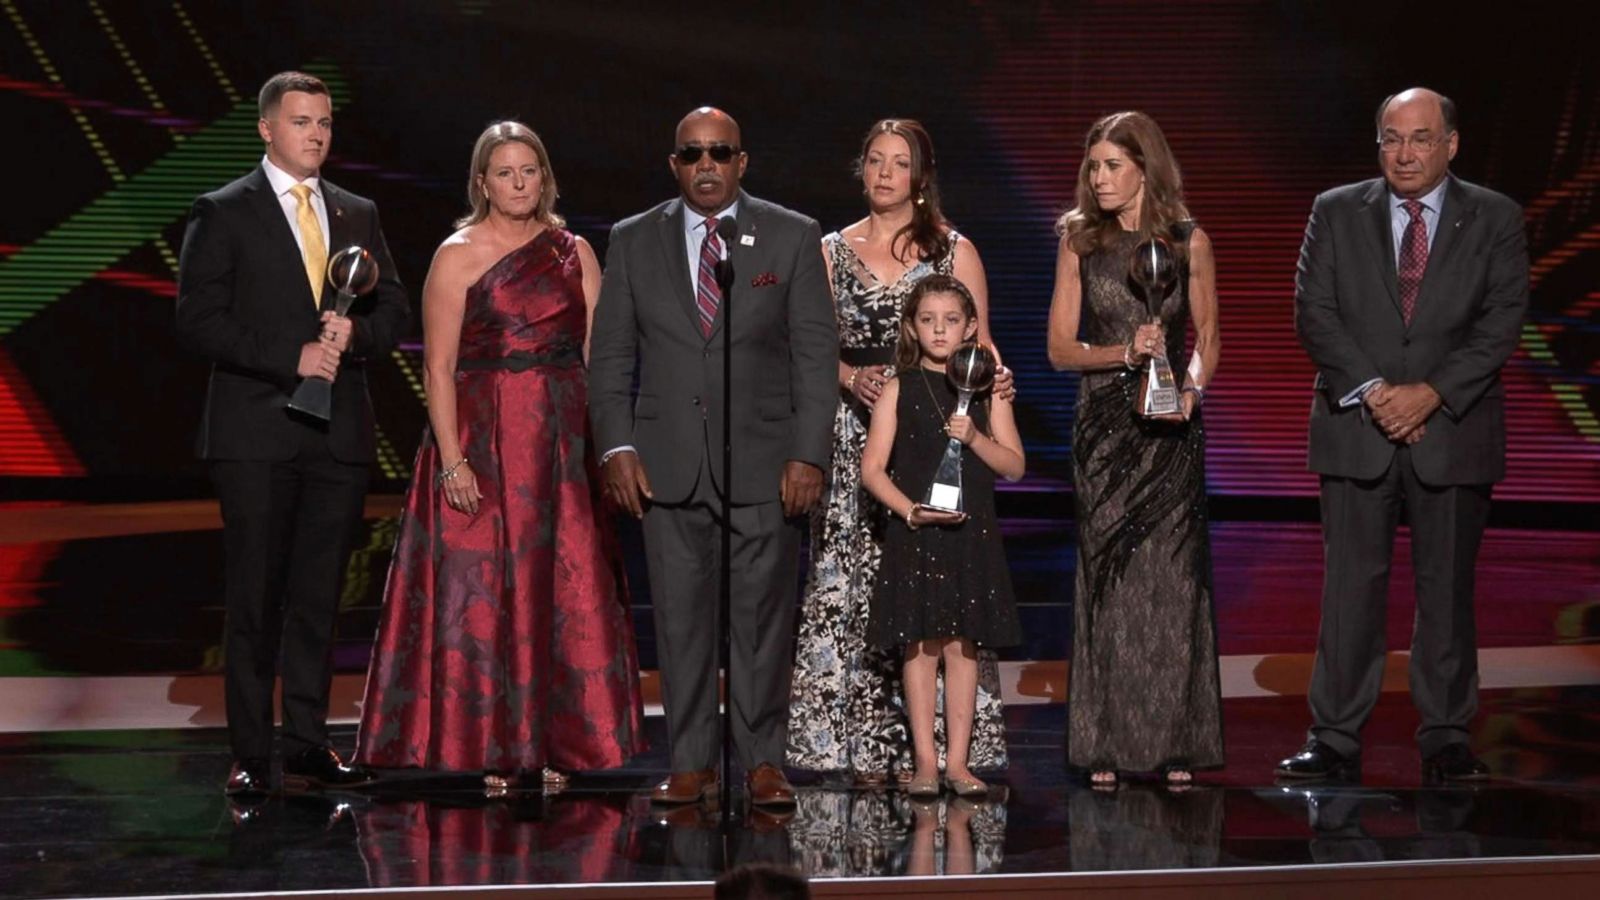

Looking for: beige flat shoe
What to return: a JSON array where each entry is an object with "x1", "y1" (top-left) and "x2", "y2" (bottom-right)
[
  {"x1": 906, "y1": 774, "x2": 941, "y2": 798},
  {"x1": 945, "y1": 774, "x2": 988, "y2": 798}
]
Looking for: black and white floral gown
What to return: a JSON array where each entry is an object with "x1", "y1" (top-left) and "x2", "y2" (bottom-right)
[{"x1": 786, "y1": 230, "x2": 1009, "y2": 775}]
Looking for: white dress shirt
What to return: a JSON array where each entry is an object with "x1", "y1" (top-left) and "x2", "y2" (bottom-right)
[{"x1": 261, "y1": 155, "x2": 330, "y2": 263}]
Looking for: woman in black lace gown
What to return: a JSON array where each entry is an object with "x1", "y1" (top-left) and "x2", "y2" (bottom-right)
[{"x1": 1045, "y1": 111, "x2": 1223, "y2": 786}]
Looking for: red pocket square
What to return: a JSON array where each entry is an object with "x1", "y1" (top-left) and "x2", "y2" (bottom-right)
[{"x1": 751, "y1": 272, "x2": 779, "y2": 287}]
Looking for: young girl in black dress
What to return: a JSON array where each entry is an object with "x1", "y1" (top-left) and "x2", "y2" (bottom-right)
[{"x1": 861, "y1": 274, "x2": 1025, "y2": 798}]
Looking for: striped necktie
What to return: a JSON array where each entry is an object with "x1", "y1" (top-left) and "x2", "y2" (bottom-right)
[{"x1": 695, "y1": 216, "x2": 723, "y2": 337}]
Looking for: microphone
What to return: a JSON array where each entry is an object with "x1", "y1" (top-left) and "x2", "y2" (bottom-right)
[{"x1": 714, "y1": 216, "x2": 738, "y2": 298}]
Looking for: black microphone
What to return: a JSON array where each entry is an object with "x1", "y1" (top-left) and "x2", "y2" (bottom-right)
[{"x1": 713, "y1": 216, "x2": 738, "y2": 298}]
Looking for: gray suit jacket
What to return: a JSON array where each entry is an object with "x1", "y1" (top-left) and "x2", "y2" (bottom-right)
[
  {"x1": 1293, "y1": 174, "x2": 1528, "y2": 486},
  {"x1": 588, "y1": 191, "x2": 839, "y2": 505}
]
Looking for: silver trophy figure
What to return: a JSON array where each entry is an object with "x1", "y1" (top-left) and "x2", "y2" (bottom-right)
[
  {"x1": 1128, "y1": 237, "x2": 1182, "y2": 417},
  {"x1": 287, "y1": 245, "x2": 380, "y2": 421},
  {"x1": 922, "y1": 342, "x2": 997, "y2": 514}
]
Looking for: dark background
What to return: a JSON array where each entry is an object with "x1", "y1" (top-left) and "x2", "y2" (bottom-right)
[{"x1": 2, "y1": 0, "x2": 1595, "y2": 505}]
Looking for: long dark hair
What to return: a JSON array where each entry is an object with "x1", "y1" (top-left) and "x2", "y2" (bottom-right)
[
  {"x1": 893, "y1": 274, "x2": 979, "y2": 372},
  {"x1": 855, "y1": 119, "x2": 951, "y2": 264},
  {"x1": 1056, "y1": 111, "x2": 1191, "y2": 258}
]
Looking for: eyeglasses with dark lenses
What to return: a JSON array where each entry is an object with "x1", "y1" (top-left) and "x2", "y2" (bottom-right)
[{"x1": 675, "y1": 144, "x2": 740, "y2": 165}]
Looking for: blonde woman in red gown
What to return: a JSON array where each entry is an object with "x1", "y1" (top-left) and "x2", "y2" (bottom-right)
[{"x1": 356, "y1": 122, "x2": 644, "y2": 792}]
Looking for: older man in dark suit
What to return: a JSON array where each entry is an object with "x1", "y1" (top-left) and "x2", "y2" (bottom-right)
[
  {"x1": 1279, "y1": 88, "x2": 1528, "y2": 782},
  {"x1": 176, "y1": 71, "x2": 409, "y2": 797},
  {"x1": 588, "y1": 107, "x2": 837, "y2": 807}
]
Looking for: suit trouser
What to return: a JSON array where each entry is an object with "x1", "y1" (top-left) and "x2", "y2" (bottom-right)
[
  {"x1": 1308, "y1": 446, "x2": 1491, "y2": 757},
  {"x1": 211, "y1": 426, "x2": 369, "y2": 760},
  {"x1": 643, "y1": 456, "x2": 801, "y2": 773}
]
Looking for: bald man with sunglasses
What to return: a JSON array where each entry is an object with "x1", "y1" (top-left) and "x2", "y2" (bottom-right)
[{"x1": 588, "y1": 107, "x2": 838, "y2": 808}]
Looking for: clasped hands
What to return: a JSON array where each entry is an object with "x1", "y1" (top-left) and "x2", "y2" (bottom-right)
[
  {"x1": 601, "y1": 451, "x2": 823, "y2": 520},
  {"x1": 297, "y1": 312, "x2": 354, "y2": 381},
  {"x1": 1365, "y1": 380, "x2": 1441, "y2": 444}
]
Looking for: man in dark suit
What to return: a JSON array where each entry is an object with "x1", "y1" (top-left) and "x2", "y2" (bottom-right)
[
  {"x1": 1279, "y1": 88, "x2": 1528, "y2": 782},
  {"x1": 176, "y1": 71, "x2": 410, "y2": 797},
  {"x1": 588, "y1": 107, "x2": 838, "y2": 807}
]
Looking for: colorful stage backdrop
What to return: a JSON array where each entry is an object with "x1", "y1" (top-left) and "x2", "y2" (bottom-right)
[{"x1": 2, "y1": 1, "x2": 1595, "y2": 502}]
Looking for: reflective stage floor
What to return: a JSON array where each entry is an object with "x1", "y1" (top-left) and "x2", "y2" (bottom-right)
[{"x1": 1, "y1": 502, "x2": 1597, "y2": 897}]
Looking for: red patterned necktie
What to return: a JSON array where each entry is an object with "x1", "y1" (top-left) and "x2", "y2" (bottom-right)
[
  {"x1": 1397, "y1": 199, "x2": 1428, "y2": 325},
  {"x1": 695, "y1": 216, "x2": 723, "y2": 337}
]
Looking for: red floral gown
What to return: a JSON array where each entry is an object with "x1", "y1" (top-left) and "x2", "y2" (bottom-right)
[{"x1": 356, "y1": 229, "x2": 644, "y2": 774}]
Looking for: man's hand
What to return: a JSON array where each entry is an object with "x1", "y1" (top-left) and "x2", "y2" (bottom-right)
[
  {"x1": 297, "y1": 341, "x2": 340, "y2": 380},
  {"x1": 1368, "y1": 382, "x2": 1442, "y2": 443},
  {"x1": 601, "y1": 450, "x2": 653, "y2": 519},
  {"x1": 780, "y1": 460, "x2": 824, "y2": 518},
  {"x1": 320, "y1": 311, "x2": 354, "y2": 353}
]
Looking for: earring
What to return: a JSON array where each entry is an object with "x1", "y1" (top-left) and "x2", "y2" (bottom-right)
[{"x1": 915, "y1": 194, "x2": 926, "y2": 206}]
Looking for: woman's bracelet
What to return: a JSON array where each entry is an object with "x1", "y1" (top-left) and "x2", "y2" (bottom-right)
[
  {"x1": 1182, "y1": 384, "x2": 1207, "y2": 407},
  {"x1": 904, "y1": 501, "x2": 919, "y2": 530},
  {"x1": 436, "y1": 457, "x2": 469, "y2": 485},
  {"x1": 1122, "y1": 340, "x2": 1139, "y2": 370},
  {"x1": 845, "y1": 366, "x2": 861, "y2": 392}
]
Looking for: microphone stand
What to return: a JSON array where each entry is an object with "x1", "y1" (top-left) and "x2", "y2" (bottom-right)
[{"x1": 712, "y1": 219, "x2": 738, "y2": 823}]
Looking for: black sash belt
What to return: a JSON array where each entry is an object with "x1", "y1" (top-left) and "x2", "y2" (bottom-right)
[
  {"x1": 840, "y1": 346, "x2": 894, "y2": 368},
  {"x1": 457, "y1": 347, "x2": 582, "y2": 372}
]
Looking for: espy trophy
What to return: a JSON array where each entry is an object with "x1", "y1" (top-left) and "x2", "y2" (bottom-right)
[
  {"x1": 1128, "y1": 237, "x2": 1181, "y2": 417},
  {"x1": 287, "y1": 245, "x2": 380, "y2": 421},
  {"x1": 922, "y1": 342, "x2": 997, "y2": 514}
]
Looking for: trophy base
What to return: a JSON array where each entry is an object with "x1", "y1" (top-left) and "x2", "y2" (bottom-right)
[
  {"x1": 923, "y1": 482, "x2": 963, "y2": 514},
  {"x1": 1137, "y1": 357, "x2": 1182, "y2": 418},
  {"x1": 287, "y1": 377, "x2": 334, "y2": 421},
  {"x1": 1140, "y1": 387, "x2": 1181, "y2": 417}
]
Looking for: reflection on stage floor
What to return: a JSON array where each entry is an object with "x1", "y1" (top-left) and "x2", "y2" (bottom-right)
[{"x1": 4, "y1": 690, "x2": 1600, "y2": 898}]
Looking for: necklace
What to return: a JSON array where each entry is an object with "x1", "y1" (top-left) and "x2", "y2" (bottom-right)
[{"x1": 919, "y1": 366, "x2": 950, "y2": 421}]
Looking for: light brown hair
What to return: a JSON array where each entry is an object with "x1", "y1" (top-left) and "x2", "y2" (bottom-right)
[
  {"x1": 257, "y1": 71, "x2": 330, "y2": 118},
  {"x1": 456, "y1": 120, "x2": 565, "y2": 229},
  {"x1": 894, "y1": 273, "x2": 979, "y2": 373},
  {"x1": 1056, "y1": 111, "x2": 1191, "y2": 257}
]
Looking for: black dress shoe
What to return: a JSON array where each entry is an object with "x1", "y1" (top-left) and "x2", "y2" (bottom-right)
[
  {"x1": 225, "y1": 757, "x2": 271, "y2": 797},
  {"x1": 1423, "y1": 744, "x2": 1490, "y2": 782},
  {"x1": 282, "y1": 746, "x2": 377, "y2": 791},
  {"x1": 1275, "y1": 740, "x2": 1361, "y2": 781}
]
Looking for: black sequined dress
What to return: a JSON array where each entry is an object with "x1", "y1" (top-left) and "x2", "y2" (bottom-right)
[
  {"x1": 867, "y1": 367, "x2": 1020, "y2": 650},
  {"x1": 1067, "y1": 227, "x2": 1224, "y2": 772}
]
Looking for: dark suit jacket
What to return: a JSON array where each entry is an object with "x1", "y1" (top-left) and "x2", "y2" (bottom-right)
[
  {"x1": 588, "y1": 190, "x2": 839, "y2": 505},
  {"x1": 175, "y1": 166, "x2": 410, "y2": 462},
  {"x1": 1293, "y1": 174, "x2": 1528, "y2": 486}
]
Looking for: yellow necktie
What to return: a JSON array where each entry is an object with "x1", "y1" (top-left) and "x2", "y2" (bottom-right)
[{"x1": 290, "y1": 184, "x2": 326, "y2": 307}]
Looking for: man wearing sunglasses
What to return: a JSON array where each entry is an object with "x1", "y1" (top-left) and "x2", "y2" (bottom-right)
[{"x1": 588, "y1": 107, "x2": 838, "y2": 808}]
